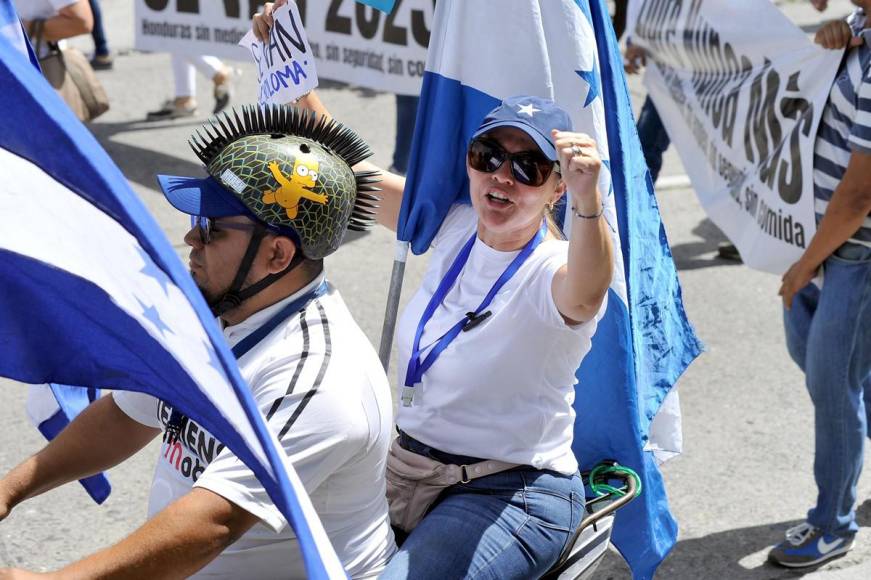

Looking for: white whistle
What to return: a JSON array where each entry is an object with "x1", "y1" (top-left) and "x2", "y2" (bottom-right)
[{"x1": 400, "y1": 386, "x2": 415, "y2": 407}]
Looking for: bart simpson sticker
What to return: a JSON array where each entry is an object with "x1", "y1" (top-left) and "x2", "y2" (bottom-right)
[{"x1": 262, "y1": 158, "x2": 327, "y2": 219}]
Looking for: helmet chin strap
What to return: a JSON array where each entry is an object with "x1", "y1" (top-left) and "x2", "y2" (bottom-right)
[
  {"x1": 209, "y1": 227, "x2": 306, "y2": 317},
  {"x1": 167, "y1": 229, "x2": 304, "y2": 446}
]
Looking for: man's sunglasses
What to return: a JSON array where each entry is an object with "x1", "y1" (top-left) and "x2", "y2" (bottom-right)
[
  {"x1": 467, "y1": 137, "x2": 559, "y2": 187},
  {"x1": 190, "y1": 216, "x2": 264, "y2": 245}
]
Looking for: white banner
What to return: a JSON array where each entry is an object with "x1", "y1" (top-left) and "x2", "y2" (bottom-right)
[
  {"x1": 631, "y1": 0, "x2": 841, "y2": 274},
  {"x1": 134, "y1": 0, "x2": 432, "y2": 96}
]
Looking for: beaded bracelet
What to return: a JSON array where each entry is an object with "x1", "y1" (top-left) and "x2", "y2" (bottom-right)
[{"x1": 570, "y1": 203, "x2": 605, "y2": 219}]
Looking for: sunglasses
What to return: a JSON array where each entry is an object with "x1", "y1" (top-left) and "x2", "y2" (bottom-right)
[
  {"x1": 467, "y1": 137, "x2": 559, "y2": 187},
  {"x1": 190, "y1": 216, "x2": 264, "y2": 245}
]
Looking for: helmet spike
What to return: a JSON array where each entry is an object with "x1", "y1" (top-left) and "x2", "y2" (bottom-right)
[{"x1": 187, "y1": 104, "x2": 378, "y2": 259}]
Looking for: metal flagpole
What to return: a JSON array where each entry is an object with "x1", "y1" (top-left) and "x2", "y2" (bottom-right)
[{"x1": 378, "y1": 240, "x2": 410, "y2": 372}]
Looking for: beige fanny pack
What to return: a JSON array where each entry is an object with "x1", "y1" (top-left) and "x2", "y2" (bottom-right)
[{"x1": 385, "y1": 438, "x2": 519, "y2": 532}]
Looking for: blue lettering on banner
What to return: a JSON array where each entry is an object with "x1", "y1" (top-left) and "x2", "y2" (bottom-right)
[
  {"x1": 259, "y1": 61, "x2": 309, "y2": 102},
  {"x1": 251, "y1": 11, "x2": 307, "y2": 79},
  {"x1": 246, "y1": 1, "x2": 316, "y2": 104}
]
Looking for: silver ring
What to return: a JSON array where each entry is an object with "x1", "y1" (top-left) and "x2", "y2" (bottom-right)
[{"x1": 571, "y1": 144, "x2": 583, "y2": 157}]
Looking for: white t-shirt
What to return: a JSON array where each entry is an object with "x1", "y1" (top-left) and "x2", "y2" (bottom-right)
[
  {"x1": 114, "y1": 276, "x2": 396, "y2": 579},
  {"x1": 13, "y1": 0, "x2": 79, "y2": 57},
  {"x1": 396, "y1": 205, "x2": 605, "y2": 475},
  {"x1": 13, "y1": 0, "x2": 77, "y2": 22}
]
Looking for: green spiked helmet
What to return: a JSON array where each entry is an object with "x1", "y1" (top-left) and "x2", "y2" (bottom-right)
[
  {"x1": 167, "y1": 104, "x2": 381, "y2": 260},
  {"x1": 157, "y1": 104, "x2": 380, "y2": 316}
]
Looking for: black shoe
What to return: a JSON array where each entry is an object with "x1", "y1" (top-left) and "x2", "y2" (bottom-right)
[
  {"x1": 90, "y1": 53, "x2": 114, "y2": 71},
  {"x1": 145, "y1": 100, "x2": 197, "y2": 122},
  {"x1": 717, "y1": 243, "x2": 742, "y2": 262},
  {"x1": 213, "y1": 81, "x2": 232, "y2": 114}
]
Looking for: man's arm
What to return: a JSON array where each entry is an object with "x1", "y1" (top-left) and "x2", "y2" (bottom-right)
[
  {"x1": 814, "y1": 18, "x2": 864, "y2": 50},
  {"x1": 290, "y1": 93, "x2": 406, "y2": 231},
  {"x1": 780, "y1": 150, "x2": 871, "y2": 308},
  {"x1": 352, "y1": 160, "x2": 406, "y2": 232},
  {"x1": 0, "y1": 394, "x2": 159, "y2": 521},
  {"x1": 27, "y1": 1, "x2": 93, "y2": 43},
  {"x1": 623, "y1": 42, "x2": 647, "y2": 75},
  {"x1": 14, "y1": 488, "x2": 259, "y2": 580}
]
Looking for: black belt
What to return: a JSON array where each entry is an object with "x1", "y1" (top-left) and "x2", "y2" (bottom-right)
[{"x1": 397, "y1": 429, "x2": 491, "y2": 465}]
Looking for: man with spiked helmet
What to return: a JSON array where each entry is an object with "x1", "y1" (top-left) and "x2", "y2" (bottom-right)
[
  {"x1": 0, "y1": 104, "x2": 396, "y2": 578},
  {"x1": 160, "y1": 103, "x2": 381, "y2": 316}
]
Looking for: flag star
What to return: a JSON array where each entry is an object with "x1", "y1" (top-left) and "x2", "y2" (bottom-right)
[
  {"x1": 517, "y1": 103, "x2": 541, "y2": 117},
  {"x1": 136, "y1": 247, "x2": 172, "y2": 296},
  {"x1": 576, "y1": 60, "x2": 601, "y2": 108},
  {"x1": 136, "y1": 297, "x2": 172, "y2": 337}
]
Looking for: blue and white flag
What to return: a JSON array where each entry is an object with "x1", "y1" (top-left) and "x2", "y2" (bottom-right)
[
  {"x1": 0, "y1": 4, "x2": 106, "y2": 505},
  {"x1": 0, "y1": 0, "x2": 32, "y2": 64},
  {"x1": 0, "y1": 2, "x2": 343, "y2": 577},
  {"x1": 26, "y1": 384, "x2": 112, "y2": 503},
  {"x1": 399, "y1": 1, "x2": 702, "y2": 577}
]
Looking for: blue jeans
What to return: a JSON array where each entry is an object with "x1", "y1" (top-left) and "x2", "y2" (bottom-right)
[
  {"x1": 636, "y1": 96, "x2": 670, "y2": 183},
  {"x1": 783, "y1": 242, "x2": 871, "y2": 537},
  {"x1": 391, "y1": 95, "x2": 419, "y2": 174},
  {"x1": 380, "y1": 433, "x2": 585, "y2": 580},
  {"x1": 89, "y1": 0, "x2": 109, "y2": 56}
]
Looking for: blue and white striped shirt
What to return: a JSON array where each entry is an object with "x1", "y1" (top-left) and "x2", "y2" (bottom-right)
[{"x1": 813, "y1": 8, "x2": 871, "y2": 247}]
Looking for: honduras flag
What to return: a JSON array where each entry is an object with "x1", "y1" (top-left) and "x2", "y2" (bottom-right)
[
  {"x1": 0, "y1": 0, "x2": 31, "y2": 64},
  {"x1": 26, "y1": 384, "x2": 113, "y2": 503},
  {"x1": 399, "y1": 1, "x2": 702, "y2": 577},
  {"x1": 0, "y1": 2, "x2": 343, "y2": 578},
  {"x1": 4, "y1": 0, "x2": 112, "y2": 507}
]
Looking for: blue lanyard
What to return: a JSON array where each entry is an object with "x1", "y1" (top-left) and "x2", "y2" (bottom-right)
[
  {"x1": 231, "y1": 280, "x2": 328, "y2": 358},
  {"x1": 164, "y1": 280, "x2": 328, "y2": 443},
  {"x1": 402, "y1": 223, "x2": 547, "y2": 407}
]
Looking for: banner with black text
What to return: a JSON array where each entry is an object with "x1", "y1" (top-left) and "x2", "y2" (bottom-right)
[
  {"x1": 631, "y1": 0, "x2": 841, "y2": 273},
  {"x1": 134, "y1": 0, "x2": 432, "y2": 95}
]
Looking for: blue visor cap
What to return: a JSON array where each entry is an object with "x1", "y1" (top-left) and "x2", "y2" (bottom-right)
[
  {"x1": 156, "y1": 174, "x2": 252, "y2": 218},
  {"x1": 471, "y1": 95, "x2": 574, "y2": 161},
  {"x1": 156, "y1": 174, "x2": 299, "y2": 243}
]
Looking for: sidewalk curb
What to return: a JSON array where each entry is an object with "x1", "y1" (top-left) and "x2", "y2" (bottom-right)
[{"x1": 655, "y1": 174, "x2": 691, "y2": 191}]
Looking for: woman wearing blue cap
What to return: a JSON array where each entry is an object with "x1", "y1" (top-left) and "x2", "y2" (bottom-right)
[
  {"x1": 369, "y1": 95, "x2": 614, "y2": 579},
  {"x1": 251, "y1": 13, "x2": 609, "y2": 574}
]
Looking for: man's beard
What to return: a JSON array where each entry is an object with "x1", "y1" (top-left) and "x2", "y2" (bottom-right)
[{"x1": 191, "y1": 271, "x2": 222, "y2": 307}]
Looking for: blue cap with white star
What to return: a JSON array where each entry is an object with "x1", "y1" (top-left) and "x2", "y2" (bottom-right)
[{"x1": 471, "y1": 95, "x2": 573, "y2": 161}]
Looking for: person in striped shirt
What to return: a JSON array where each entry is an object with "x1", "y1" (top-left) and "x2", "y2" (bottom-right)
[{"x1": 770, "y1": 0, "x2": 871, "y2": 568}]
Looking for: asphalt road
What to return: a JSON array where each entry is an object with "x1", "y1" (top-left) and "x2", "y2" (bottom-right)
[{"x1": 2, "y1": 1, "x2": 871, "y2": 578}]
